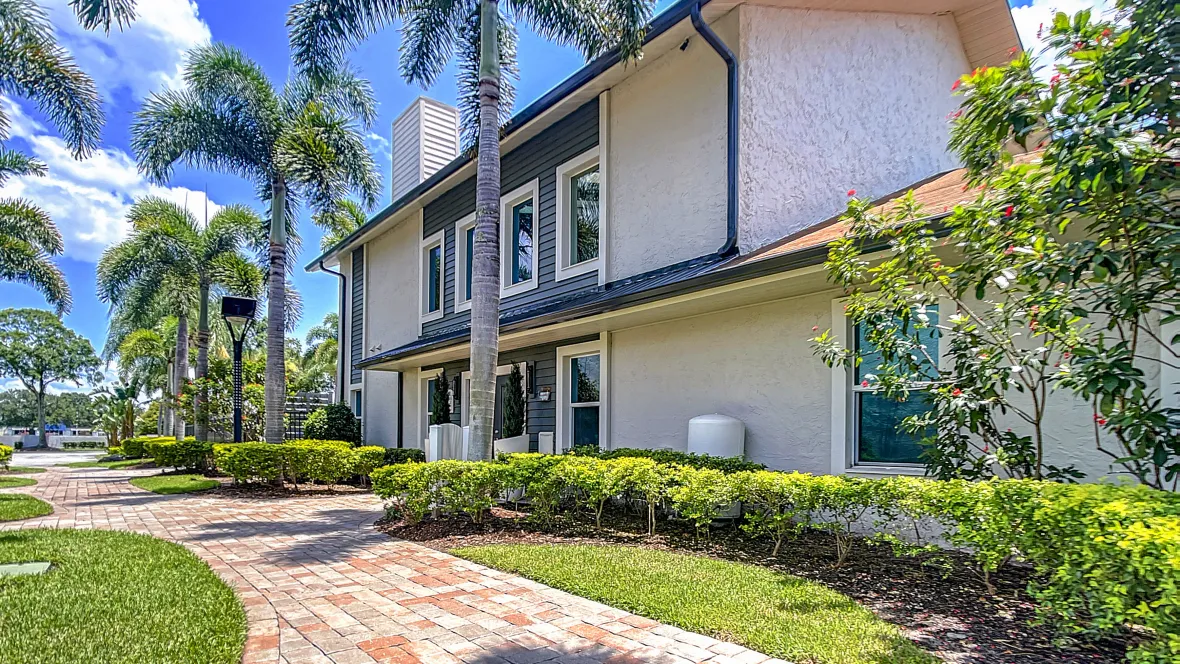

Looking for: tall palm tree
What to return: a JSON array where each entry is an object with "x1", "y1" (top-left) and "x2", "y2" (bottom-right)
[
  {"x1": 0, "y1": 0, "x2": 109, "y2": 313},
  {"x1": 97, "y1": 197, "x2": 261, "y2": 440},
  {"x1": 288, "y1": 0, "x2": 654, "y2": 460},
  {"x1": 68, "y1": 0, "x2": 137, "y2": 32},
  {"x1": 131, "y1": 43, "x2": 380, "y2": 444}
]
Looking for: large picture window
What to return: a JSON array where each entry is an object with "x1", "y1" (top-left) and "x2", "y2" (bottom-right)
[
  {"x1": 850, "y1": 306, "x2": 939, "y2": 465},
  {"x1": 500, "y1": 181, "x2": 540, "y2": 297},
  {"x1": 555, "y1": 149, "x2": 602, "y2": 281}
]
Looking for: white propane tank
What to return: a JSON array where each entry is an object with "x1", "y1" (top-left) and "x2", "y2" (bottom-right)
[{"x1": 687, "y1": 414, "x2": 745, "y2": 459}]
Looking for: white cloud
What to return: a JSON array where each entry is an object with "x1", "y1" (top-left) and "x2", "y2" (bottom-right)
[
  {"x1": 1, "y1": 106, "x2": 222, "y2": 262},
  {"x1": 41, "y1": 0, "x2": 212, "y2": 101},
  {"x1": 1011, "y1": 0, "x2": 1114, "y2": 71}
]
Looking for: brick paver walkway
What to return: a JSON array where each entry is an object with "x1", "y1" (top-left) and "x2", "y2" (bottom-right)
[{"x1": 2, "y1": 467, "x2": 782, "y2": 664}]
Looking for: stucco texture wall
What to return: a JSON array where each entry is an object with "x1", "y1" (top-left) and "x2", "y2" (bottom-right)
[
  {"x1": 360, "y1": 217, "x2": 420, "y2": 447},
  {"x1": 607, "y1": 10, "x2": 735, "y2": 281},
  {"x1": 610, "y1": 293, "x2": 837, "y2": 473},
  {"x1": 737, "y1": 6, "x2": 970, "y2": 252}
]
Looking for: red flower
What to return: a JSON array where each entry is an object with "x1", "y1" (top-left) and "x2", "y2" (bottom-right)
[
  {"x1": 951, "y1": 79, "x2": 961, "y2": 91},
  {"x1": 861, "y1": 380, "x2": 869, "y2": 388},
  {"x1": 1004, "y1": 205, "x2": 1014, "y2": 217},
  {"x1": 983, "y1": 445, "x2": 990, "y2": 453},
  {"x1": 1063, "y1": 351, "x2": 1071, "y2": 358},
  {"x1": 812, "y1": 325, "x2": 819, "y2": 332},
  {"x1": 932, "y1": 260, "x2": 941, "y2": 268},
  {"x1": 1101, "y1": 28, "x2": 1112, "y2": 39},
  {"x1": 1097, "y1": 418, "x2": 1107, "y2": 426},
  {"x1": 847, "y1": 189, "x2": 856, "y2": 197},
  {"x1": 952, "y1": 388, "x2": 962, "y2": 396},
  {"x1": 979, "y1": 353, "x2": 988, "y2": 359},
  {"x1": 1004, "y1": 246, "x2": 1015, "y2": 255},
  {"x1": 1009, "y1": 46, "x2": 1020, "y2": 55}
]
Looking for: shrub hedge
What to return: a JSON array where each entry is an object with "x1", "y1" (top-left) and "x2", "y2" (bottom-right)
[
  {"x1": 570, "y1": 446, "x2": 765, "y2": 473},
  {"x1": 0, "y1": 444, "x2": 11, "y2": 469},
  {"x1": 303, "y1": 404, "x2": 362, "y2": 444},
  {"x1": 121, "y1": 436, "x2": 173, "y2": 459},
  {"x1": 144, "y1": 438, "x2": 212, "y2": 471},
  {"x1": 383, "y1": 447, "x2": 426, "y2": 466},
  {"x1": 211, "y1": 440, "x2": 393, "y2": 486},
  {"x1": 370, "y1": 454, "x2": 1180, "y2": 661}
]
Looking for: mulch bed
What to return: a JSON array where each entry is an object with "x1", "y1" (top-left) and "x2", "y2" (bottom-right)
[
  {"x1": 206, "y1": 481, "x2": 371, "y2": 500},
  {"x1": 377, "y1": 505, "x2": 1132, "y2": 664}
]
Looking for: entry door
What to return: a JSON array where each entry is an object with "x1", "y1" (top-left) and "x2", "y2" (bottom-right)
[{"x1": 492, "y1": 373, "x2": 512, "y2": 439}]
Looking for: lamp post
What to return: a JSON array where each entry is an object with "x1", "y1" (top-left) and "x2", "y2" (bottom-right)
[{"x1": 220, "y1": 296, "x2": 257, "y2": 443}]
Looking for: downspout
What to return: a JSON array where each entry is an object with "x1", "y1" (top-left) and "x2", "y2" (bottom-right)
[
  {"x1": 396, "y1": 372, "x2": 404, "y2": 448},
  {"x1": 690, "y1": 2, "x2": 739, "y2": 256},
  {"x1": 318, "y1": 259, "x2": 348, "y2": 404}
]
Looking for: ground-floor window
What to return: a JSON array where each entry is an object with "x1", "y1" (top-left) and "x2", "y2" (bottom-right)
[
  {"x1": 557, "y1": 340, "x2": 606, "y2": 452},
  {"x1": 351, "y1": 389, "x2": 362, "y2": 418}
]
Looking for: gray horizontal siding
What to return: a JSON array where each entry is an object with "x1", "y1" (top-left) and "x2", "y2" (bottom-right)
[
  {"x1": 422, "y1": 100, "x2": 600, "y2": 336},
  {"x1": 427, "y1": 335, "x2": 598, "y2": 452},
  {"x1": 350, "y1": 247, "x2": 364, "y2": 384}
]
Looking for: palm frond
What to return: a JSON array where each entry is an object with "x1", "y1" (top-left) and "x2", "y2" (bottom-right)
[
  {"x1": 68, "y1": 0, "x2": 136, "y2": 32},
  {"x1": 275, "y1": 102, "x2": 381, "y2": 210},
  {"x1": 185, "y1": 43, "x2": 281, "y2": 130},
  {"x1": 0, "y1": 196, "x2": 62, "y2": 254},
  {"x1": 0, "y1": 233, "x2": 71, "y2": 314},
  {"x1": 456, "y1": 6, "x2": 517, "y2": 149},
  {"x1": 312, "y1": 198, "x2": 367, "y2": 250},
  {"x1": 0, "y1": 147, "x2": 47, "y2": 185},
  {"x1": 287, "y1": 0, "x2": 409, "y2": 81},
  {"x1": 285, "y1": 65, "x2": 379, "y2": 129},
  {"x1": 506, "y1": 0, "x2": 609, "y2": 59},
  {"x1": 598, "y1": 0, "x2": 654, "y2": 62},
  {"x1": 398, "y1": 0, "x2": 464, "y2": 88},
  {"x1": 0, "y1": 0, "x2": 104, "y2": 157},
  {"x1": 131, "y1": 88, "x2": 268, "y2": 185}
]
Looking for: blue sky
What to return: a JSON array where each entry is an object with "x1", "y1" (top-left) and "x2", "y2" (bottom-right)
[{"x1": 0, "y1": 0, "x2": 1097, "y2": 391}]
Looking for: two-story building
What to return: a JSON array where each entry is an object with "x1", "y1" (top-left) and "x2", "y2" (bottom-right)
[{"x1": 306, "y1": 0, "x2": 1175, "y2": 478}]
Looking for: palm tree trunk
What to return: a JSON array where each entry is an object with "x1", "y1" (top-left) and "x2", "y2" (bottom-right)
[
  {"x1": 36, "y1": 380, "x2": 46, "y2": 448},
  {"x1": 194, "y1": 280, "x2": 210, "y2": 442},
  {"x1": 467, "y1": 0, "x2": 503, "y2": 462},
  {"x1": 173, "y1": 313, "x2": 189, "y2": 437},
  {"x1": 162, "y1": 358, "x2": 174, "y2": 437},
  {"x1": 264, "y1": 178, "x2": 288, "y2": 444}
]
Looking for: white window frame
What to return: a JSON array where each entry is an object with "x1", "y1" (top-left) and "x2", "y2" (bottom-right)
[
  {"x1": 500, "y1": 180, "x2": 541, "y2": 298},
  {"x1": 351, "y1": 388, "x2": 363, "y2": 418},
  {"x1": 453, "y1": 213, "x2": 476, "y2": 313},
  {"x1": 556, "y1": 338, "x2": 608, "y2": 453},
  {"x1": 830, "y1": 298, "x2": 948, "y2": 477},
  {"x1": 555, "y1": 148, "x2": 602, "y2": 282},
  {"x1": 419, "y1": 228, "x2": 446, "y2": 326}
]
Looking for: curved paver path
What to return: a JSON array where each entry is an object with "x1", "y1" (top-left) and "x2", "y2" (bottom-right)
[{"x1": 1, "y1": 466, "x2": 783, "y2": 664}]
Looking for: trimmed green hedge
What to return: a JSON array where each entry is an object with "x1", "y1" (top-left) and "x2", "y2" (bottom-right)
[
  {"x1": 383, "y1": 447, "x2": 426, "y2": 465},
  {"x1": 0, "y1": 444, "x2": 11, "y2": 470},
  {"x1": 211, "y1": 440, "x2": 393, "y2": 486},
  {"x1": 571, "y1": 446, "x2": 765, "y2": 473},
  {"x1": 371, "y1": 454, "x2": 1180, "y2": 661},
  {"x1": 143, "y1": 438, "x2": 212, "y2": 471},
  {"x1": 121, "y1": 436, "x2": 174, "y2": 459}
]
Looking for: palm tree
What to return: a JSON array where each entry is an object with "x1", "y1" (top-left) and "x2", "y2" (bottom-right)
[
  {"x1": 97, "y1": 197, "x2": 261, "y2": 440},
  {"x1": 288, "y1": 0, "x2": 654, "y2": 460},
  {"x1": 312, "y1": 199, "x2": 366, "y2": 251},
  {"x1": 0, "y1": 0, "x2": 109, "y2": 313},
  {"x1": 131, "y1": 43, "x2": 380, "y2": 444},
  {"x1": 68, "y1": 0, "x2": 137, "y2": 32},
  {"x1": 287, "y1": 312, "x2": 339, "y2": 393}
]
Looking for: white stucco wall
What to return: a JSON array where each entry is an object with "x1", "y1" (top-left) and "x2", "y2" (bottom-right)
[
  {"x1": 608, "y1": 293, "x2": 1136, "y2": 481},
  {"x1": 360, "y1": 216, "x2": 420, "y2": 446},
  {"x1": 737, "y1": 6, "x2": 970, "y2": 252},
  {"x1": 607, "y1": 10, "x2": 736, "y2": 281}
]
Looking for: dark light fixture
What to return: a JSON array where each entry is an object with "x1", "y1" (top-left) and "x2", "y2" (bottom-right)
[{"x1": 220, "y1": 296, "x2": 257, "y2": 442}]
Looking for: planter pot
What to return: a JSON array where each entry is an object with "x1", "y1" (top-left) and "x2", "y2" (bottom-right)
[{"x1": 493, "y1": 434, "x2": 530, "y2": 457}]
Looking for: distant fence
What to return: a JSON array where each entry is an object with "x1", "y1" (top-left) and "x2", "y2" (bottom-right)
[{"x1": 285, "y1": 392, "x2": 331, "y2": 440}]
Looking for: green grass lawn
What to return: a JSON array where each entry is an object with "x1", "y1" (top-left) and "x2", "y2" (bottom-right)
[
  {"x1": 2, "y1": 466, "x2": 46, "y2": 474},
  {"x1": 0, "y1": 529, "x2": 246, "y2": 663},
  {"x1": 0, "y1": 494, "x2": 53, "y2": 522},
  {"x1": 0, "y1": 477, "x2": 36, "y2": 489},
  {"x1": 63, "y1": 459, "x2": 151, "y2": 469},
  {"x1": 130, "y1": 474, "x2": 219, "y2": 495},
  {"x1": 454, "y1": 544, "x2": 935, "y2": 664}
]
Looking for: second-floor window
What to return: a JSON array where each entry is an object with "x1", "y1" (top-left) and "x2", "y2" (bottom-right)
[
  {"x1": 556, "y1": 149, "x2": 602, "y2": 281},
  {"x1": 420, "y1": 229, "x2": 445, "y2": 323},
  {"x1": 501, "y1": 180, "x2": 540, "y2": 296},
  {"x1": 454, "y1": 213, "x2": 475, "y2": 313}
]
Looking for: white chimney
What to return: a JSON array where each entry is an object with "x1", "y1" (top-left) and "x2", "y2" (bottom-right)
[{"x1": 391, "y1": 97, "x2": 460, "y2": 201}]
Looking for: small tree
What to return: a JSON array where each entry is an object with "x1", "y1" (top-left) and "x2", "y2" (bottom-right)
[
  {"x1": 0, "y1": 309, "x2": 102, "y2": 447},
  {"x1": 304, "y1": 403, "x2": 362, "y2": 444},
  {"x1": 502, "y1": 363, "x2": 526, "y2": 438},
  {"x1": 813, "y1": 0, "x2": 1177, "y2": 487},
  {"x1": 430, "y1": 369, "x2": 452, "y2": 426}
]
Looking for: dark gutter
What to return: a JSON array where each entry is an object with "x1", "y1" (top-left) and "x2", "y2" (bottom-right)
[
  {"x1": 690, "y1": 2, "x2": 739, "y2": 256},
  {"x1": 318, "y1": 259, "x2": 348, "y2": 402},
  {"x1": 304, "y1": 0, "x2": 719, "y2": 272}
]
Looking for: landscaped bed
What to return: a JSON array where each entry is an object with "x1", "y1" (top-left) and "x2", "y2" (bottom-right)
[
  {"x1": 0, "y1": 494, "x2": 53, "y2": 522},
  {"x1": 457, "y1": 543, "x2": 934, "y2": 664},
  {"x1": 63, "y1": 458, "x2": 152, "y2": 469},
  {"x1": 0, "y1": 476, "x2": 36, "y2": 489},
  {"x1": 130, "y1": 473, "x2": 220, "y2": 494},
  {"x1": 0, "y1": 529, "x2": 246, "y2": 663},
  {"x1": 381, "y1": 505, "x2": 1130, "y2": 664}
]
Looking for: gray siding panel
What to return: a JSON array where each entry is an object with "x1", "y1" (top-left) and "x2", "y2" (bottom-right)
[
  {"x1": 350, "y1": 247, "x2": 364, "y2": 384},
  {"x1": 421, "y1": 100, "x2": 600, "y2": 337},
  {"x1": 426, "y1": 335, "x2": 598, "y2": 452}
]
